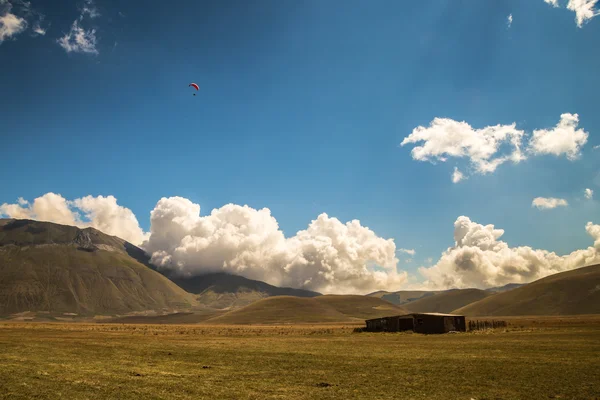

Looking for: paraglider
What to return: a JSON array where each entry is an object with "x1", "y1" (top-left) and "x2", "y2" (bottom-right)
[{"x1": 189, "y1": 83, "x2": 199, "y2": 96}]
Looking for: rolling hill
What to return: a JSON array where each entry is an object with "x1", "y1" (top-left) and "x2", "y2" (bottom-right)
[
  {"x1": 403, "y1": 288, "x2": 494, "y2": 314},
  {"x1": 169, "y1": 272, "x2": 321, "y2": 309},
  {"x1": 454, "y1": 264, "x2": 600, "y2": 316},
  {"x1": 366, "y1": 290, "x2": 439, "y2": 305},
  {"x1": 485, "y1": 283, "x2": 524, "y2": 293},
  {"x1": 204, "y1": 295, "x2": 408, "y2": 324},
  {"x1": 0, "y1": 219, "x2": 197, "y2": 316}
]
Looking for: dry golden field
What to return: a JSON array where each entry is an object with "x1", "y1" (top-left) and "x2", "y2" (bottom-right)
[{"x1": 1, "y1": 316, "x2": 599, "y2": 399}]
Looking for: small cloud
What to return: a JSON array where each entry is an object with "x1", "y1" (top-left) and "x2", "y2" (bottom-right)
[
  {"x1": 452, "y1": 167, "x2": 465, "y2": 183},
  {"x1": 544, "y1": 0, "x2": 599, "y2": 28},
  {"x1": 532, "y1": 197, "x2": 569, "y2": 210},
  {"x1": 57, "y1": 19, "x2": 98, "y2": 54},
  {"x1": 567, "y1": 0, "x2": 599, "y2": 27},
  {"x1": 80, "y1": 0, "x2": 100, "y2": 19},
  {"x1": 17, "y1": 197, "x2": 28, "y2": 205},
  {"x1": 585, "y1": 188, "x2": 594, "y2": 200},
  {"x1": 507, "y1": 13, "x2": 513, "y2": 28},
  {"x1": 426, "y1": 257, "x2": 433, "y2": 264},
  {"x1": 0, "y1": 4, "x2": 27, "y2": 43},
  {"x1": 32, "y1": 19, "x2": 45, "y2": 35},
  {"x1": 397, "y1": 248, "x2": 416, "y2": 256},
  {"x1": 593, "y1": 145, "x2": 600, "y2": 150},
  {"x1": 527, "y1": 113, "x2": 588, "y2": 160}
]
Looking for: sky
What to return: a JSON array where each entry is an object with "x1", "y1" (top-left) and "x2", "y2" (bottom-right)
[{"x1": 1, "y1": 0, "x2": 600, "y2": 294}]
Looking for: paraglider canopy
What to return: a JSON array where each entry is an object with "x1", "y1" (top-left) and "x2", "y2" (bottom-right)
[{"x1": 189, "y1": 83, "x2": 199, "y2": 90}]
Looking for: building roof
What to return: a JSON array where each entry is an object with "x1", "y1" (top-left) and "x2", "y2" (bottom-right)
[
  {"x1": 365, "y1": 312, "x2": 464, "y2": 322},
  {"x1": 410, "y1": 312, "x2": 464, "y2": 317}
]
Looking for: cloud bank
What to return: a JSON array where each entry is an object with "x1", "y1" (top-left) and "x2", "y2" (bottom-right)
[
  {"x1": 419, "y1": 216, "x2": 600, "y2": 289},
  {"x1": 401, "y1": 113, "x2": 588, "y2": 182},
  {"x1": 1, "y1": 194, "x2": 406, "y2": 294},
  {"x1": 0, "y1": 192, "x2": 147, "y2": 245},
  {"x1": 2, "y1": 193, "x2": 598, "y2": 293}
]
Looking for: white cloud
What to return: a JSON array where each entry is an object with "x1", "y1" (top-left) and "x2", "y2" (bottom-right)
[
  {"x1": 0, "y1": 6, "x2": 27, "y2": 43},
  {"x1": 0, "y1": 193, "x2": 407, "y2": 294},
  {"x1": 567, "y1": 0, "x2": 599, "y2": 27},
  {"x1": 400, "y1": 117, "x2": 525, "y2": 178},
  {"x1": 452, "y1": 167, "x2": 465, "y2": 183},
  {"x1": 31, "y1": 20, "x2": 45, "y2": 35},
  {"x1": 402, "y1": 113, "x2": 589, "y2": 180},
  {"x1": 507, "y1": 14, "x2": 513, "y2": 28},
  {"x1": 594, "y1": 145, "x2": 600, "y2": 150},
  {"x1": 528, "y1": 113, "x2": 588, "y2": 160},
  {"x1": 532, "y1": 197, "x2": 569, "y2": 210},
  {"x1": 419, "y1": 216, "x2": 600, "y2": 289},
  {"x1": 80, "y1": 0, "x2": 100, "y2": 19},
  {"x1": 142, "y1": 197, "x2": 407, "y2": 294},
  {"x1": 544, "y1": 0, "x2": 599, "y2": 27},
  {"x1": 0, "y1": 192, "x2": 146, "y2": 245},
  {"x1": 57, "y1": 19, "x2": 97, "y2": 54},
  {"x1": 585, "y1": 188, "x2": 594, "y2": 200},
  {"x1": 397, "y1": 248, "x2": 416, "y2": 256}
]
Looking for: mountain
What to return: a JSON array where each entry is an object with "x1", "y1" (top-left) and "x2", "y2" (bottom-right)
[
  {"x1": 0, "y1": 219, "x2": 197, "y2": 316},
  {"x1": 485, "y1": 283, "x2": 524, "y2": 293},
  {"x1": 168, "y1": 272, "x2": 321, "y2": 309},
  {"x1": 403, "y1": 288, "x2": 494, "y2": 314},
  {"x1": 366, "y1": 290, "x2": 439, "y2": 306},
  {"x1": 204, "y1": 295, "x2": 408, "y2": 324},
  {"x1": 454, "y1": 264, "x2": 600, "y2": 316}
]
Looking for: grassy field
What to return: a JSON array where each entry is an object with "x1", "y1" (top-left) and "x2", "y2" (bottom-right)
[{"x1": 1, "y1": 318, "x2": 599, "y2": 399}]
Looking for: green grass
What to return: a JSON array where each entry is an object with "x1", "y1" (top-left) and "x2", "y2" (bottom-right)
[{"x1": 1, "y1": 318, "x2": 599, "y2": 399}]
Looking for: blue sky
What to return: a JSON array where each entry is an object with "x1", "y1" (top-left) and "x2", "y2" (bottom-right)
[{"x1": 1, "y1": 0, "x2": 600, "y2": 291}]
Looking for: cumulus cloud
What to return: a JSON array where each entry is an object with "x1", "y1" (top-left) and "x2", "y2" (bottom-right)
[
  {"x1": 0, "y1": 2, "x2": 27, "y2": 43},
  {"x1": 400, "y1": 117, "x2": 525, "y2": 180},
  {"x1": 507, "y1": 14, "x2": 513, "y2": 28},
  {"x1": 452, "y1": 167, "x2": 465, "y2": 183},
  {"x1": 401, "y1": 113, "x2": 589, "y2": 181},
  {"x1": 528, "y1": 113, "x2": 588, "y2": 160},
  {"x1": 532, "y1": 197, "x2": 569, "y2": 210},
  {"x1": 419, "y1": 216, "x2": 600, "y2": 289},
  {"x1": 544, "y1": 0, "x2": 599, "y2": 27},
  {"x1": 0, "y1": 193, "x2": 407, "y2": 294},
  {"x1": 142, "y1": 197, "x2": 407, "y2": 294},
  {"x1": 585, "y1": 188, "x2": 594, "y2": 200},
  {"x1": 567, "y1": 0, "x2": 599, "y2": 27},
  {"x1": 0, "y1": 192, "x2": 147, "y2": 245},
  {"x1": 397, "y1": 248, "x2": 416, "y2": 256},
  {"x1": 57, "y1": 19, "x2": 97, "y2": 54}
]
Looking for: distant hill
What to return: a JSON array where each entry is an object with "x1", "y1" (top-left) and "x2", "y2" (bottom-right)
[
  {"x1": 366, "y1": 290, "x2": 439, "y2": 306},
  {"x1": 169, "y1": 272, "x2": 321, "y2": 309},
  {"x1": 0, "y1": 219, "x2": 196, "y2": 316},
  {"x1": 403, "y1": 289, "x2": 494, "y2": 314},
  {"x1": 454, "y1": 264, "x2": 600, "y2": 316},
  {"x1": 204, "y1": 295, "x2": 408, "y2": 324},
  {"x1": 485, "y1": 283, "x2": 524, "y2": 293}
]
